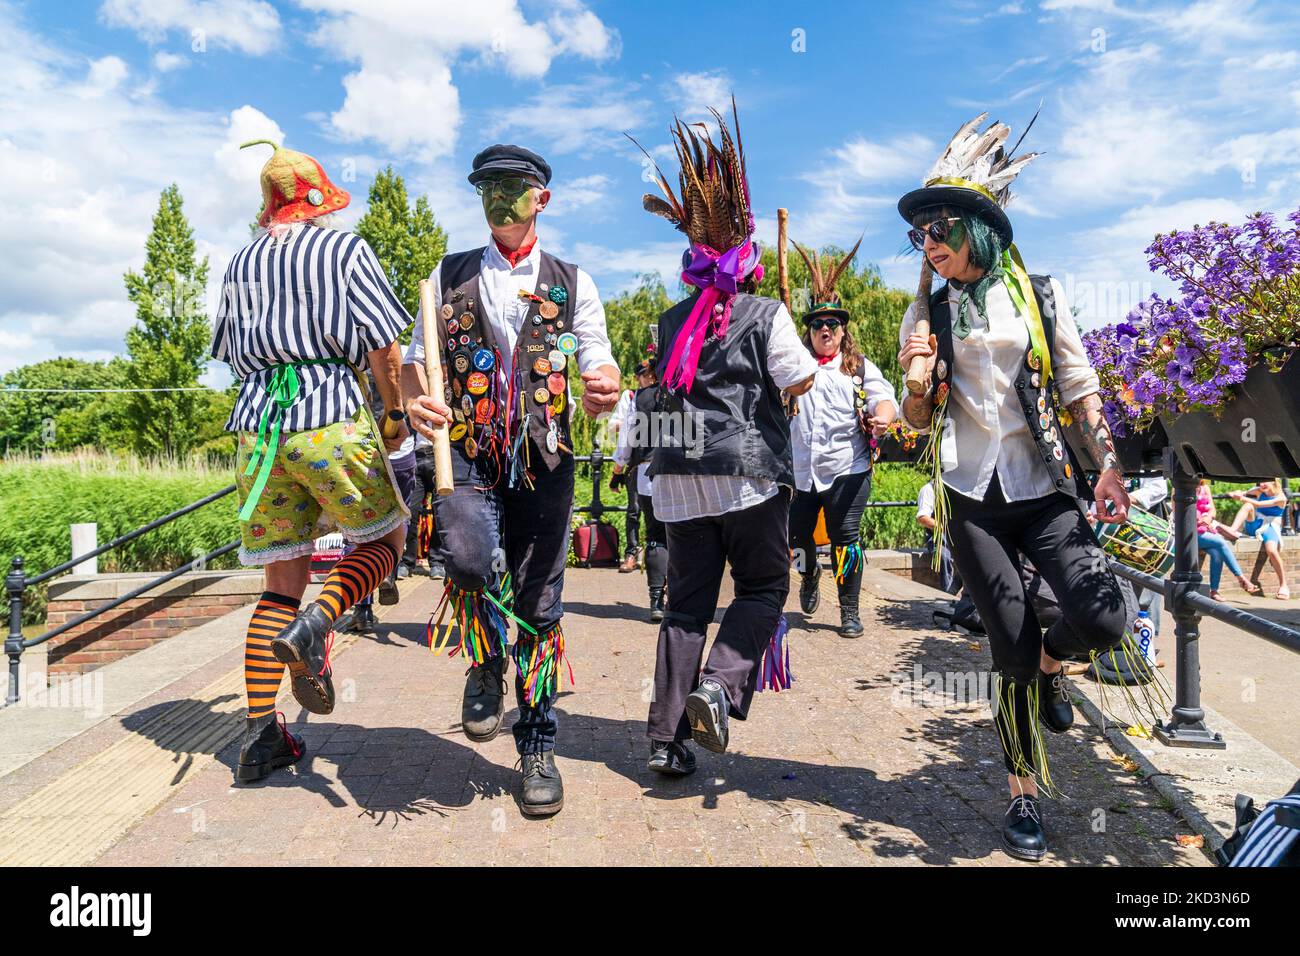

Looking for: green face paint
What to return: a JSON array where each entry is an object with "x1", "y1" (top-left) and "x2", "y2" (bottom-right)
[
  {"x1": 943, "y1": 218, "x2": 966, "y2": 253},
  {"x1": 481, "y1": 179, "x2": 538, "y2": 228}
]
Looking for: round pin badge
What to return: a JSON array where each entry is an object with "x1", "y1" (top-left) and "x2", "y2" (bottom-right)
[
  {"x1": 533, "y1": 357, "x2": 552, "y2": 376},
  {"x1": 1028, "y1": 349, "x2": 1041, "y2": 371},
  {"x1": 1052, "y1": 444, "x2": 1064, "y2": 461},
  {"x1": 548, "y1": 349, "x2": 566, "y2": 370},
  {"x1": 459, "y1": 312, "x2": 474, "y2": 330},
  {"x1": 453, "y1": 352, "x2": 470, "y2": 374},
  {"x1": 1036, "y1": 395, "x2": 1046, "y2": 413},
  {"x1": 531, "y1": 329, "x2": 541, "y2": 338},
  {"x1": 449, "y1": 422, "x2": 467, "y2": 441},
  {"x1": 464, "y1": 436, "x2": 478, "y2": 459},
  {"x1": 852, "y1": 375, "x2": 863, "y2": 386},
  {"x1": 547, "y1": 372, "x2": 566, "y2": 395},
  {"x1": 461, "y1": 394, "x2": 474, "y2": 417},
  {"x1": 546, "y1": 429, "x2": 558, "y2": 453},
  {"x1": 1031, "y1": 372, "x2": 1041, "y2": 388},
  {"x1": 467, "y1": 372, "x2": 489, "y2": 395},
  {"x1": 1039, "y1": 413, "x2": 1051, "y2": 430},
  {"x1": 539, "y1": 301, "x2": 559, "y2": 320},
  {"x1": 1064, "y1": 463, "x2": 1073, "y2": 478},
  {"x1": 472, "y1": 348, "x2": 494, "y2": 372},
  {"x1": 534, "y1": 386, "x2": 550, "y2": 405},
  {"x1": 539, "y1": 282, "x2": 549, "y2": 293},
  {"x1": 475, "y1": 398, "x2": 493, "y2": 424},
  {"x1": 551, "y1": 391, "x2": 566, "y2": 414},
  {"x1": 556, "y1": 332, "x2": 578, "y2": 355},
  {"x1": 459, "y1": 334, "x2": 470, "y2": 346},
  {"x1": 936, "y1": 360, "x2": 948, "y2": 380},
  {"x1": 555, "y1": 319, "x2": 565, "y2": 330},
  {"x1": 446, "y1": 319, "x2": 460, "y2": 336},
  {"x1": 532, "y1": 315, "x2": 542, "y2": 326},
  {"x1": 452, "y1": 377, "x2": 463, "y2": 398},
  {"x1": 440, "y1": 303, "x2": 454, "y2": 320}
]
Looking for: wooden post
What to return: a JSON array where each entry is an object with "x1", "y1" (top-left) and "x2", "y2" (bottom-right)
[{"x1": 777, "y1": 207, "x2": 791, "y2": 313}]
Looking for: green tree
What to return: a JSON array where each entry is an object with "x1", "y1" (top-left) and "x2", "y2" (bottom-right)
[
  {"x1": 0, "y1": 357, "x2": 132, "y2": 453},
  {"x1": 121, "y1": 184, "x2": 212, "y2": 457},
  {"x1": 354, "y1": 166, "x2": 448, "y2": 326}
]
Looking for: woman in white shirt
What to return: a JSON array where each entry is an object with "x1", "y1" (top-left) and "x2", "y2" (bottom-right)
[
  {"x1": 787, "y1": 242, "x2": 897, "y2": 638},
  {"x1": 895, "y1": 121, "x2": 1137, "y2": 863}
]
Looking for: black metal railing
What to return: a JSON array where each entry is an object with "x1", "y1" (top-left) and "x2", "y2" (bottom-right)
[{"x1": 5, "y1": 485, "x2": 238, "y2": 706}]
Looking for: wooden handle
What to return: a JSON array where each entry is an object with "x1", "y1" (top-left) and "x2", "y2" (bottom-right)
[
  {"x1": 905, "y1": 261, "x2": 934, "y2": 396},
  {"x1": 777, "y1": 207, "x2": 791, "y2": 313},
  {"x1": 419, "y1": 279, "x2": 455, "y2": 496}
]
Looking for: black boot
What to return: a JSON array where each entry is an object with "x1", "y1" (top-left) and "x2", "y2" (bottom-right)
[
  {"x1": 838, "y1": 606, "x2": 864, "y2": 639},
  {"x1": 518, "y1": 751, "x2": 564, "y2": 816},
  {"x1": 348, "y1": 603, "x2": 376, "y2": 635},
  {"x1": 684, "y1": 678, "x2": 729, "y2": 753},
  {"x1": 1037, "y1": 667, "x2": 1074, "y2": 733},
  {"x1": 1002, "y1": 794, "x2": 1047, "y2": 862},
  {"x1": 649, "y1": 587, "x2": 666, "y2": 622},
  {"x1": 799, "y1": 567, "x2": 822, "y2": 614},
  {"x1": 236, "y1": 713, "x2": 304, "y2": 782},
  {"x1": 461, "y1": 656, "x2": 507, "y2": 742},
  {"x1": 647, "y1": 740, "x2": 696, "y2": 776},
  {"x1": 837, "y1": 561, "x2": 864, "y2": 638},
  {"x1": 377, "y1": 570, "x2": 399, "y2": 605},
  {"x1": 270, "y1": 604, "x2": 336, "y2": 715}
]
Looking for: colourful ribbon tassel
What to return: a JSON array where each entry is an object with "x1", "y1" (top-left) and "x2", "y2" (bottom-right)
[
  {"x1": 758, "y1": 615, "x2": 793, "y2": 692},
  {"x1": 512, "y1": 623, "x2": 573, "y2": 707},
  {"x1": 426, "y1": 581, "x2": 510, "y2": 665},
  {"x1": 833, "y1": 542, "x2": 863, "y2": 585}
]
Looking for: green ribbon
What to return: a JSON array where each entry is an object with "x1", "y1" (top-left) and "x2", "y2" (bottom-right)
[
  {"x1": 1001, "y1": 244, "x2": 1052, "y2": 384},
  {"x1": 237, "y1": 358, "x2": 347, "y2": 521}
]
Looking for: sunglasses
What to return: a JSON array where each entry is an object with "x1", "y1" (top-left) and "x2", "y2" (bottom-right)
[
  {"x1": 808, "y1": 318, "x2": 843, "y2": 332},
  {"x1": 474, "y1": 176, "x2": 539, "y2": 198},
  {"x1": 907, "y1": 217, "x2": 964, "y2": 252}
]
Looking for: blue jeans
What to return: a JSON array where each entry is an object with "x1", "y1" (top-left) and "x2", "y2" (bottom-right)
[{"x1": 1198, "y1": 532, "x2": 1242, "y2": 590}]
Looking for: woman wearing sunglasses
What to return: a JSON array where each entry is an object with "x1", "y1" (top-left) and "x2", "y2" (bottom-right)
[
  {"x1": 787, "y1": 240, "x2": 897, "y2": 638},
  {"x1": 895, "y1": 115, "x2": 1135, "y2": 862}
]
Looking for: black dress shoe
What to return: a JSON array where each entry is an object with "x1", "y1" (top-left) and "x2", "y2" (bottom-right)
[
  {"x1": 1037, "y1": 667, "x2": 1074, "y2": 733},
  {"x1": 519, "y1": 752, "x2": 564, "y2": 816},
  {"x1": 838, "y1": 607, "x2": 864, "y2": 639},
  {"x1": 377, "y1": 572, "x2": 399, "y2": 606},
  {"x1": 461, "y1": 657, "x2": 507, "y2": 742},
  {"x1": 1002, "y1": 794, "x2": 1047, "y2": 861},
  {"x1": 799, "y1": 569, "x2": 822, "y2": 614},
  {"x1": 236, "y1": 713, "x2": 305, "y2": 782},
  {"x1": 348, "y1": 604, "x2": 376, "y2": 635},
  {"x1": 270, "y1": 604, "x2": 336, "y2": 715},
  {"x1": 647, "y1": 740, "x2": 696, "y2": 776},
  {"x1": 684, "y1": 678, "x2": 730, "y2": 754},
  {"x1": 649, "y1": 588, "x2": 666, "y2": 623}
]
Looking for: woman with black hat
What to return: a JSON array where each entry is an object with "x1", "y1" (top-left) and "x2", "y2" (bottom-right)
[
  {"x1": 787, "y1": 239, "x2": 897, "y2": 638},
  {"x1": 895, "y1": 114, "x2": 1144, "y2": 862}
]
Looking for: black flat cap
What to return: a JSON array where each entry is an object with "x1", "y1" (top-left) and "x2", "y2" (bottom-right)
[{"x1": 467, "y1": 144, "x2": 552, "y2": 187}]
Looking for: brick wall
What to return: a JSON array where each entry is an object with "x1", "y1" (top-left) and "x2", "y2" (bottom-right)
[{"x1": 43, "y1": 570, "x2": 265, "y2": 675}]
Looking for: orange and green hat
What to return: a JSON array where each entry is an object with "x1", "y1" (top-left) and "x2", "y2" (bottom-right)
[{"x1": 241, "y1": 139, "x2": 350, "y2": 228}]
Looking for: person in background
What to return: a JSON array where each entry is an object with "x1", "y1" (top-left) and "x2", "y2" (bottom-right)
[
  {"x1": 1127, "y1": 475, "x2": 1169, "y2": 637},
  {"x1": 612, "y1": 358, "x2": 667, "y2": 620},
  {"x1": 916, "y1": 480, "x2": 960, "y2": 595},
  {"x1": 1228, "y1": 479, "x2": 1290, "y2": 599},
  {"x1": 1196, "y1": 480, "x2": 1261, "y2": 602},
  {"x1": 609, "y1": 382, "x2": 642, "y2": 572},
  {"x1": 400, "y1": 438, "x2": 447, "y2": 581}
]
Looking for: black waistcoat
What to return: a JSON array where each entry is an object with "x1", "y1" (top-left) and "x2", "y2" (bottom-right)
[
  {"x1": 438, "y1": 248, "x2": 578, "y2": 477},
  {"x1": 626, "y1": 383, "x2": 659, "y2": 474},
  {"x1": 648, "y1": 293, "x2": 794, "y2": 487},
  {"x1": 930, "y1": 275, "x2": 1091, "y2": 502}
]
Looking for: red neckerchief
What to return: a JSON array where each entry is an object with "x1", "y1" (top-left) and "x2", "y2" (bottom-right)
[
  {"x1": 494, "y1": 235, "x2": 537, "y2": 268},
  {"x1": 817, "y1": 350, "x2": 840, "y2": 366}
]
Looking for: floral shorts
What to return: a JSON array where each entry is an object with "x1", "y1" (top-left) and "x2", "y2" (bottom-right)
[{"x1": 235, "y1": 408, "x2": 408, "y2": 565}]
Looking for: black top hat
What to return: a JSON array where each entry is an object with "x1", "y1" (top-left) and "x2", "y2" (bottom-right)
[
  {"x1": 898, "y1": 181, "x2": 1013, "y2": 247},
  {"x1": 468, "y1": 144, "x2": 552, "y2": 187}
]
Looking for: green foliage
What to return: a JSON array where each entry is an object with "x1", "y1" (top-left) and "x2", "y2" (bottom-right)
[
  {"x1": 860, "y1": 464, "x2": 928, "y2": 550},
  {"x1": 121, "y1": 184, "x2": 213, "y2": 458},
  {"x1": 0, "y1": 357, "x2": 133, "y2": 452},
  {"x1": 354, "y1": 166, "x2": 448, "y2": 332}
]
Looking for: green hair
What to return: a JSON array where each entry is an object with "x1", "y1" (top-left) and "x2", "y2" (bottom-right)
[{"x1": 914, "y1": 204, "x2": 1006, "y2": 334}]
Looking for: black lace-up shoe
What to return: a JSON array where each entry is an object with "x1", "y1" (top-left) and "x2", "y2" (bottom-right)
[
  {"x1": 647, "y1": 740, "x2": 697, "y2": 776},
  {"x1": 1002, "y1": 794, "x2": 1047, "y2": 862},
  {"x1": 799, "y1": 569, "x2": 822, "y2": 614},
  {"x1": 270, "y1": 604, "x2": 336, "y2": 715},
  {"x1": 838, "y1": 607, "x2": 864, "y2": 639},
  {"x1": 461, "y1": 656, "x2": 507, "y2": 742},
  {"x1": 1037, "y1": 668, "x2": 1074, "y2": 733},
  {"x1": 518, "y1": 751, "x2": 564, "y2": 816},
  {"x1": 684, "y1": 678, "x2": 730, "y2": 754},
  {"x1": 377, "y1": 572, "x2": 399, "y2": 605},
  {"x1": 649, "y1": 588, "x2": 666, "y2": 623},
  {"x1": 236, "y1": 713, "x2": 304, "y2": 782}
]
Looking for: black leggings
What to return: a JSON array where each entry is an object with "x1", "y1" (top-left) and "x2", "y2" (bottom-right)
[
  {"x1": 642, "y1": 492, "x2": 668, "y2": 591},
  {"x1": 788, "y1": 470, "x2": 871, "y2": 583},
  {"x1": 946, "y1": 471, "x2": 1127, "y2": 774}
]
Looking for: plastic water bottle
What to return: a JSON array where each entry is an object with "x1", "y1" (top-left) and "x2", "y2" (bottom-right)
[{"x1": 1134, "y1": 610, "x2": 1156, "y2": 666}]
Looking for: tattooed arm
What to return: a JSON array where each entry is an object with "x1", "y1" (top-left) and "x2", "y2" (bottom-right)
[{"x1": 1067, "y1": 392, "x2": 1129, "y2": 524}]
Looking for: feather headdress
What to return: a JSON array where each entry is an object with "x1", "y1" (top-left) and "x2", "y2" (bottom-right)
[{"x1": 791, "y1": 236, "x2": 863, "y2": 320}]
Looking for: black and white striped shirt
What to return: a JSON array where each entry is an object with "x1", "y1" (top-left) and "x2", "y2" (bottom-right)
[{"x1": 212, "y1": 225, "x2": 411, "y2": 433}]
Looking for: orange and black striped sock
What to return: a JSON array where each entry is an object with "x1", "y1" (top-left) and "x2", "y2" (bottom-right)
[
  {"x1": 314, "y1": 541, "x2": 399, "y2": 622},
  {"x1": 246, "y1": 591, "x2": 300, "y2": 719}
]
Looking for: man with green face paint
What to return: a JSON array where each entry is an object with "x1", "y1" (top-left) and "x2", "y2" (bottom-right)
[{"x1": 401, "y1": 144, "x2": 620, "y2": 817}]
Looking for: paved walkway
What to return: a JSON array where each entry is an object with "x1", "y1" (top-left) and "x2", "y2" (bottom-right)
[{"x1": 3, "y1": 567, "x2": 1209, "y2": 866}]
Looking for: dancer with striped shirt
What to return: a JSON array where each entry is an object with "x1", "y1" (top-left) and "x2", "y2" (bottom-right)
[{"x1": 213, "y1": 140, "x2": 413, "y2": 782}]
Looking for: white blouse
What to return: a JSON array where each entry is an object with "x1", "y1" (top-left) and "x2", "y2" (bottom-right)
[
  {"x1": 790, "y1": 352, "x2": 896, "y2": 493},
  {"x1": 898, "y1": 276, "x2": 1099, "y2": 504}
]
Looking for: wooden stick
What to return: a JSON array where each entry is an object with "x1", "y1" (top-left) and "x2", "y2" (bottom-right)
[
  {"x1": 419, "y1": 279, "x2": 455, "y2": 496},
  {"x1": 777, "y1": 207, "x2": 791, "y2": 312},
  {"x1": 905, "y1": 261, "x2": 934, "y2": 396}
]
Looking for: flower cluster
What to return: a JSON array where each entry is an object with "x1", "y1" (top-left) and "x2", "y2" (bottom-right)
[{"x1": 1084, "y1": 207, "x2": 1300, "y2": 434}]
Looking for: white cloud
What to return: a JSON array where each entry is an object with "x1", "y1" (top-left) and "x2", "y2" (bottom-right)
[
  {"x1": 487, "y1": 80, "x2": 649, "y2": 156},
  {"x1": 669, "y1": 70, "x2": 733, "y2": 120},
  {"x1": 793, "y1": 133, "x2": 933, "y2": 242},
  {"x1": 152, "y1": 51, "x2": 190, "y2": 72},
  {"x1": 99, "y1": 0, "x2": 283, "y2": 55}
]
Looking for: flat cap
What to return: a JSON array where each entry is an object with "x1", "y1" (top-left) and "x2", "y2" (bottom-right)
[{"x1": 467, "y1": 144, "x2": 552, "y2": 187}]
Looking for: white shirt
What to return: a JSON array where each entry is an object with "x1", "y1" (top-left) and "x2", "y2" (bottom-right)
[
  {"x1": 654, "y1": 301, "x2": 819, "y2": 522},
  {"x1": 898, "y1": 276, "x2": 1098, "y2": 504},
  {"x1": 1130, "y1": 476, "x2": 1168, "y2": 512},
  {"x1": 612, "y1": 387, "x2": 654, "y2": 497},
  {"x1": 790, "y1": 352, "x2": 896, "y2": 493},
  {"x1": 404, "y1": 239, "x2": 617, "y2": 398},
  {"x1": 916, "y1": 481, "x2": 936, "y2": 520}
]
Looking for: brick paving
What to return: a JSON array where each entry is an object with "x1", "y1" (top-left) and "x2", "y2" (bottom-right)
[{"x1": 94, "y1": 567, "x2": 1209, "y2": 866}]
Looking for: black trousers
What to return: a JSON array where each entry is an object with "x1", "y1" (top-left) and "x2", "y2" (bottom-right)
[
  {"x1": 641, "y1": 491, "x2": 668, "y2": 591},
  {"x1": 624, "y1": 482, "x2": 641, "y2": 556},
  {"x1": 432, "y1": 444, "x2": 574, "y2": 754},
  {"x1": 647, "y1": 489, "x2": 791, "y2": 743},
  {"x1": 402, "y1": 447, "x2": 446, "y2": 569},
  {"x1": 788, "y1": 469, "x2": 872, "y2": 607},
  {"x1": 946, "y1": 471, "x2": 1127, "y2": 774}
]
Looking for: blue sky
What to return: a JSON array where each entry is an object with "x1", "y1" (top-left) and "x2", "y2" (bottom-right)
[{"x1": 4, "y1": 0, "x2": 1300, "y2": 382}]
